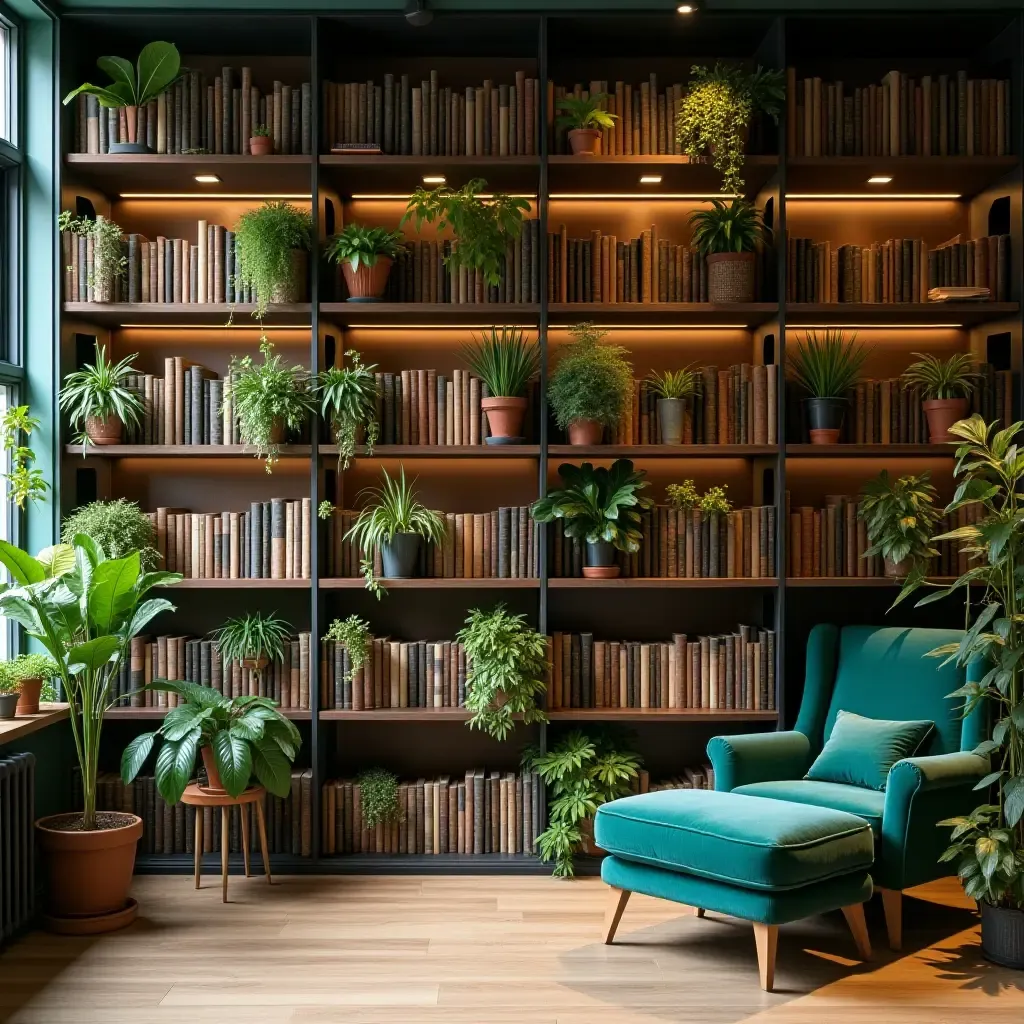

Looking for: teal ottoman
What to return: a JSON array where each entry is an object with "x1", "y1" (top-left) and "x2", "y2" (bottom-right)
[{"x1": 594, "y1": 789, "x2": 874, "y2": 991}]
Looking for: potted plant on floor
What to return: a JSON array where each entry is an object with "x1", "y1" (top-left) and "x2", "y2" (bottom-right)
[
  {"x1": 0, "y1": 533, "x2": 181, "y2": 931},
  {"x1": 548, "y1": 323, "x2": 632, "y2": 446},
  {"x1": 555, "y1": 92, "x2": 619, "y2": 156},
  {"x1": 531, "y1": 459, "x2": 653, "y2": 579},
  {"x1": 789, "y1": 329, "x2": 868, "y2": 443},
  {"x1": 357, "y1": 768, "x2": 404, "y2": 830},
  {"x1": 212, "y1": 612, "x2": 292, "y2": 698},
  {"x1": 323, "y1": 615, "x2": 373, "y2": 683},
  {"x1": 859, "y1": 470, "x2": 939, "y2": 578},
  {"x1": 249, "y1": 123, "x2": 273, "y2": 156},
  {"x1": 122, "y1": 684, "x2": 301, "y2": 800},
  {"x1": 226, "y1": 338, "x2": 314, "y2": 471},
  {"x1": 1, "y1": 654, "x2": 61, "y2": 716},
  {"x1": 61, "y1": 498, "x2": 160, "y2": 568},
  {"x1": 688, "y1": 198, "x2": 766, "y2": 303},
  {"x1": 59, "y1": 343, "x2": 144, "y2": 452},
  {"x1": 62, "y1": 42, "x2": 185, "y2": 153},
  {"x1": 675, "y1": 63, "x2": 785, "y2": 195},
  {"x1": 402, "y1": 177, "x2": 530, "y2": 287},
  {"x1": 527, "y1": 729, "x2": 641, "y2": 877},
  {"x1": 326, "y1": 223, "x2": 406, "y2": 302},
  {"x1": 462, "y1": 326, "x2": 540, "y2": 443},
  {"x1": 316, "y1": 348, "x2": 380, "y2": 470},
  {"x1": 234, "y1": 201, "x2": 312, "y2": 319},
  {"x1": 902, "y1": 352, "x2": 979, "y2": 443},
  {"x1": 458, "y1": 603, "x2": 549, "y2": 741},
  {"x1": 58, "y1": 212, "x2": 127, "y2": 303},
  {"x1": 346, "y1": 466, "x2": 447, "y2": 592},
  {"x1": 647, "y1": 368, "x2": 698, "y2": 445},
  {"x1": 2, "y1": 404, "x2": 49, "y2": 508}
]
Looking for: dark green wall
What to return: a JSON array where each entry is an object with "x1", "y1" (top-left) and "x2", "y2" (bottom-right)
[{"x1": 1, "y1": 722, "x2": 76, "y2": 821}]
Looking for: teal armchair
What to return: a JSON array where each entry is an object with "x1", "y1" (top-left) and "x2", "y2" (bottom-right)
[{"x1": 707, "y1": 624, "x2": 988, "y2": 949}]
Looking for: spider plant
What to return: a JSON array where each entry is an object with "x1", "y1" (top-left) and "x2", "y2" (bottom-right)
[
  {"x1": 902, "y1": 352, "x2": 979, "y2": 400},
  {"x1": 316, "y1": 349, "x2": 380, "y2": 471},
  {"x1": 211, "y1": 612, "x2": 291, "y2": 688},
  {"x1": 59, "y1": 343, "x2": 144, "y2": 454},
  {"x1": 789, "y1": 329, "x2": 868, "y2": 398},
  {"x1": 646, "y1": 368, "x2": 698, "y2": 400},
  {"x1": 462, "y1": 327, "x2": 540, "y2": 399}
]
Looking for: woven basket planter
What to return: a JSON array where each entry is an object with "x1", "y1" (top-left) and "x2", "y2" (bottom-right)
[{"x1": 707, "y1": 251, "x2": 756, "y2": 303}]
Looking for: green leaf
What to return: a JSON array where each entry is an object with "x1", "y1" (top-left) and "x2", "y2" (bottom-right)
[
  {"x1": 976, "y1": 836, "x2": 1001, "y2": 880},
  {"x1": 155, "y1": 734, "x2": 199, "y2": 805},
  {"x1": 0, "y1": 539, "x2": 45, "y2": 585},
  {"x1": 121, "y1": 732, "x2": 155, "y2": 783},
  {"x1": 0, "y1": 592, "x2": 43, "y2": 634},
  {"x1": 973, "y1": 770, "x2": 1003, "y2": 791},
  {"x1": 213, "y1": 729, "x2": 253, "y2": 798},
  {"x1": 96, "y1": 55, "x2": 135, "y2": 97},
  {"x1": 66, "y1": 635, "x2": 121, "y2": 673},
  {"x1": 1003, "y1": 776, "x2": 1024, "y2": 828},
  {"x1": 251, "y1": 740, "x2": 291, "y2": 798},
  {"x1": 135, "y1": 41, "x2": 182, "y2": 105},
  {"x1": 61, "y1": 82, "x2": 132, "y2": 108},
  {"x1": 125, "y1": 597, "x2": 176, "y2": 639},
  {"x1": 35, "y1": 544, "x2": 77, "y2": 579},
  {"x1": 161, "y1": 704, "x2": 211, "y2": 742},
  {"x1": 87, "y1": 551, "x2": 141, "y2": 634}
]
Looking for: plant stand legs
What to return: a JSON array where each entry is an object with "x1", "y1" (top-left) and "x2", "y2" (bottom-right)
[
  {"x1": 753, "y1": 923, "x2": 778, "y2": 992},
  {"x1": 603, "y1": 887, "x2": 631, "y2": 944},
  {"x1": 256, "y1": 799, "x2": 273, "y2": 885},
  {"x1": 880, "y1": 888, "x2": 902, "y2": 950},
  {"x1": 221, "y1": 806, "x2": 230, "y2": 903},
  {"x1": 841, "y1": 903, "x2": 872, "y2": 960},
  {"x1": 194, "y1": 810, "x2": 203, "y2": 889},
  {"x1": 240, "y1": 804, "x2": 251, "y2": 877}
]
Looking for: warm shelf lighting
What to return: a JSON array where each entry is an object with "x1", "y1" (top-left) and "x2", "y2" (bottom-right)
[
  {"x1": 549, "y1": 323, "x2": 749, "y2": 330},
  {"x1": 117, "y1": 323, "x2": 311, "y2": 330},
  {"x1": 791, "y1": 323, "x2": 965, "y2": 330},
  {"x1": 639, "y1": 175, "x2": 663, "y2": 184},
  {"x1": 344, "y1": 323, "x2": 537, "y2": 330},
  {"x1": 351, "y1": 192, "x2": 537, "y2": 200},
  {"x1": 787, "y1": 193, "x2": 960, "y2": 200},
  {"x1": 119, "y1": 192, "x2": 311, "y2": 200},
  {"x1": 549, "y1": 192, "x2": 738, "y2": 200},
  {"x1": 422, "y1": 174, "x2": 446, "y2": 184},
  {"x1": 194, "y1": 174, "x2": 222, "y2": 184},
  {"x1": 867, "y1": 175, "x2": 893, "y2": 184}
]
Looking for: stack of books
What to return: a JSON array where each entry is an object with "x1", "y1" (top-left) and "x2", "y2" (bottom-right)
[{"x1": 646, "y1": 766, "x2": 716, "y2": 792}]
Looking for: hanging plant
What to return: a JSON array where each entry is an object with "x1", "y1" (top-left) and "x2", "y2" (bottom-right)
[
  {"x1": 323, "y1": 615, "x2": 373, "y2": 682},
  {"x1": 316, "y1": 348, "x2": 380, "y2": 471},
  {"x1": 234, "y1": 201, "x2": 312, "y2": 320}
]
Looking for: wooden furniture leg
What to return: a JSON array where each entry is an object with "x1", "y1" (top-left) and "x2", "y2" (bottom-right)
[
  {"x1": 603, "y1": 887, "x2": 631, "y2": 944},
  {"x1": 221, "y1": 806, "x2": 229, "y2": 903},
  {"x1": 841, "y1": 902, "x2": 872, "y2": 960},
  {"x1": 255, "y1": 799, "x2": 273, "y2": 885},
  {"x1": 239, "y1": 803, "x2": 251, "y2": 877},
  {"x1": 880, "y1": 889, "x2": 902, "y2": 951},
  {"x1": 753, "y1": 923, "x2": 778, "y2": 992},
  {"x1": 692, "y1": 906, "x2": 705, "y2": 918},
  {"x1": 194, "y1": 807, "x2": 203, "y2": 889}
]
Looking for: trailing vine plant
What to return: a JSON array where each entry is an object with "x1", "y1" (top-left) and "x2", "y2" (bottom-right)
[
  {"x1": 1, "y1": 406, "x2": 48, "y2": 508},
  {"x1": 323, "y1": 614, "x2": 373, "y2": 682}
]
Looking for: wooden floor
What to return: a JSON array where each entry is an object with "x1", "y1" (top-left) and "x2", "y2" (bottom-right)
[{"x1": 1, "y1": 875, "x2": 1022, "y2": 1023}]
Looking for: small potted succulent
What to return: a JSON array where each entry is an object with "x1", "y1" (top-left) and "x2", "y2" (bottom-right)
[
  {"x1": 689, "y1": 198, "x2": 766, "y2": 303},
  {"x1": 61, "y1": 498, "x2": 160, "y2": 568},
  {"x1": 250, "y1": 123, "x2": 273, "y2": 156},
  {"x1": 789, "y1": 329, "x2": 868, "y2": 443},
  {"x1": 2, "y1": 654, "x2": 61, "y2": 716},
  {"x1": 859, "y1": 470, "x2": 940, "y2": 577},
  {"x1": 647, "y1": 368, "x2": 698, "y2": 445},
  {"x1": 555, "y1": 92, "x2": 619, "y2": 156},
  {"x1": 462, "y1": 326, "x2": 540, "y2": 442},
  {"x1": 212, "y1": 611, "x2": 292, "y2": 697},
  {"x1": 548, "y1": 322, "x2": 632, "y2": 446},
  {"x1": 59, "y1": 342, "x2": 144, "y2": 451},
  {"x1": 316, "y1": 348, "x2": 380, "y2": 470},
  {"x1": 532, "y1": 459, "x2": 653, "y2": 578},
  {"x1": 234, "y1": 201, "x2": 312, "y2": 317},
  {"x1": 326, "y1": 223, "x2": 406, "y2": 302},
  {"x1": 902, "y1": 352, "x2": 979, "y2": 443},
  {"x1": 58, "y1": 211, "x2": 127, "y2": 303}
]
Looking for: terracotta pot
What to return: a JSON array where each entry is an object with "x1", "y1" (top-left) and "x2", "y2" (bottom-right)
[
  {"x1": 269, "y1": 249, "x2": 307, "y2": 305},
  {"x1": 242, "y1": 655, "x2": 269, "y2": 673},
  {"x1": 249, "y1": 135, "x2": 274, "y2": 156},
  {"x1": 201, "y1": 745, "x2": 226, "y2": 794},
  {"x1": 568, "y1": 419, "x2": 603, "y2": 445},
  {"x1": 107, "y1": 106, "x2": 150, "y2": 154},
  {"x1": 481, "y1": 396, "x2": 527, "y2": 439},
  {"x1": 36, "y1": 812, "x2": 143, "y2": 927},
  {"x1": 85, "y1": 414, "x2": 123, "y2": 446},
  {"x1": 707, "y1": 251, "x2": 756, "y2": 303},
  {"x1": 884, "y1": 555, "x2": 913, "y2": 578},
  {"x1": 268, "y1": 417, "x2": 287, "y2": 445},
  {"x1": 341, "y1": 257, "x2": 393, "y2": 302},
  {"x1": 583, "y1": 540, "x2": 620, "y2": 579},
  {"x1": 805, "y1": 398, "x2": 847, "y2": 445},
  {"x1": 923, "y1": 397, "x2": 969, "y2": 443},
  {"x1": 568, "y1": 128, "x2": 602, "y2": 156},
  {"x1": 15, "y1": 678, "x2": 43, "y2": 716},
  {"x1": 579, "y1": 816, "x2": 607, "y2": 856},
  {"x1": 0, "y1": 693, "x2": 18, "y2": 719}
]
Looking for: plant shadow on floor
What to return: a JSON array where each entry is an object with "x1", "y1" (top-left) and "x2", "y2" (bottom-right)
[{"x1": 921, "y1": 941, "x2": 1024, "y2": 997}]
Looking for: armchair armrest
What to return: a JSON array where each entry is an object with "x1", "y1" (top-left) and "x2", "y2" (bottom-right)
[
  {"x1": 885, "y1": 751, "x2": 989, "y2": 816},
  {"x1": 706, "y1": 731, "x2": 812, "y2": 792}
]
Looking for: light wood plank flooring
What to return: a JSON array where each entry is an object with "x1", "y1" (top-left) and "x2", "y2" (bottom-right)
[{"x1": 1, "y1": 875, "x2": 1021, "y2": 1023}]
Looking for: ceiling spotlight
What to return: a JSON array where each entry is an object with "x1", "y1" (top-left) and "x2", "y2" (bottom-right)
[
  {"x1": 194, "y1": 174, "x2": 221, "y2": 184},
  {"x1": 422, "y1": 175, "x2": 446, "y2": 184},
  {"x1": 405, "y1": 0, "x2": 433, "y2": 27},
  {"x1": 640, "y1": 175, "x2": 663, "y2": 184},
  {"x1": 867, "y1": 176, "x2": 893, "y2": 184},
  {"x1": 677, "y1": 4, "x2": 696, "y2": 12}
]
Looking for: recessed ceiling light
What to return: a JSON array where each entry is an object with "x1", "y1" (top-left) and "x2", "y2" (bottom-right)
[
  {"x1": 640, "y1": 175, "x2": 662, "y2": 184},
  {"x1": 194, "y1": 174, "x2": 221, "y2": 184},
  {"x1": 677, "y1": 4, "x2": 695, "y2": 12},
  {"x1": 422, "y1": 175, "x2": 446, "y2": 184},
  {"x1": 867, "y1": 176, "x2": 893, "y2": 184}
]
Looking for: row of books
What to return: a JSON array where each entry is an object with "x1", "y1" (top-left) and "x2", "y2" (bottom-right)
[
  {"x1": 321, "y1": 769, "x2": 544, "y2": 857},
  {"x1": 786, "y1": 234, "x2": 1011, "y2": 304},
  {"x1": 71, "y1": 68, "x2": 313, "y2": 155},
  {"x1": 550, "y1": 505, "x2": 776, "y2": 580},
  {"x1": 785, "y1": 68, "x2": 1012, "y2": 158},
  {"x1": 647, "y1": 766, "x2": 716, "y2": 793},
  {"x1": 323, "y1": 73, "x2": 541, "y2": 156},
  {"x1": 88, "y1": 771, "x2": 314, "y2": 857},
  {"x1": 322, "y1": 507, "x2": 540, "y2": 581},
  {"x1": 146, "y1": 501, "x2": 312, "y2": 580},
  {"x1": 550, "y1": 628, "x2": 776, "y2": 711}
]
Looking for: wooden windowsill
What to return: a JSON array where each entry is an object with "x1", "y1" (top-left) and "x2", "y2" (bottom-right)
[{"x1": 0, "y1": 703, "x2": 70, "y2": 746}]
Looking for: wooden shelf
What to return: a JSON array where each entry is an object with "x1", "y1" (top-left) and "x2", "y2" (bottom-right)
[
  {"x1": 65, "y1": 444, "x2": 312, "y2": 458},
  {"x1": 106, "y1": 707, "x2": 311, "y2": 721},
  {"x1": 548, "y1": 577, "x2": 778, "y2": 589},
  {"x1": 319, "y1": 444, "x2": 539, "y2": 458},
  {"x1": 62, "y1": 302, "x2": 311, "y2": 328},
  {"x1": 319, "y1": 154, "x2": 539, "y2": 194},
  {"x1": 158, "y1": 578, "x2": 311, "y2": 589},
  {"x1": 320, "y1": 577, "x2": 539, "y2": 589},
  {"x1": 786, "y1": 576, "x2": 967, "y2": 588},
  {"x1": 320, "y1": 302, "x2": 539, "y2": 327},
  {"x1": 548, "y1": 444, "x2": 777, "y2": 458},
  {"x1": 547, "y1": 708, "x2": 778, "y2": 722},
  {"x1": 786, "y1": 443, "x2": 953, "y2": 457},
  {"x1": 0, "y1": 704, "x2": 69, "y2": 747},
  {"x1": 321, "y1": 708, "x2": 476, "y2": 721},
  {"x1": 786, "y1": 302, "x2": 1018, "y2": 326},
  {"x1": 548, "y1": 302, "x2": 776, "y2": 327}
]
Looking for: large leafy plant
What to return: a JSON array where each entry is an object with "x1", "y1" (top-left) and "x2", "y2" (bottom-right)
[
  {"x1": 859, "y1": 470, "x2": 940, "y2": 572},
  {"x1": 63, "y1": 42, "x2": 185, "y2": 109},
  {"x1": 555, "y1": 93, "x2": 618, "y2": 131},
  {"x1": 689, "y1": 198, "x2": 765, "y2": 255},
  {"x1": 61, "y1": 499, "x2": 159, "y2": 570},
  {"x1": 59, "y1": 343, "x2": 144, "y2": 453},
  {"x1": 325, "y1": 223, "x2": 406, "y2": 271},
  {"x1": 532, "y1": 459, "x2": 653, "y2": 554},
  {"x1": 462, "y1": 326, "x2": 539, "y2": 399},
  {"x1": 1, "y1": 405, "x2": 48, "y2": 508},
  {"x1": 789, "y1": 329, "x2": 868, "y2": 399},
  {"x1": 548, "y1": 322, "x2": 633, "y2": 430},
  {"x1": 316, "y1": 348, "x2": 380, "y2": 471},
  {"x1": 0, "y1": 535, "x2": 182, "y2": 829},
  {"x1": 902, "y1": 352, "x2": 979, "y2": 401},
  {"x1": 234, "y1": 201, "x2": 312, "y2": 319}
]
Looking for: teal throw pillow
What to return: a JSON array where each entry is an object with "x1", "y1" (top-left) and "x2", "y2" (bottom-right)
[{"x1": 806, "y1": 710, "x2": 934, "y2": 791}]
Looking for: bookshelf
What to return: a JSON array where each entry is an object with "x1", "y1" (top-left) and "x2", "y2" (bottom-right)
[{"x1": 56, "y1": 8, "x2": 1023, "y2": 875}]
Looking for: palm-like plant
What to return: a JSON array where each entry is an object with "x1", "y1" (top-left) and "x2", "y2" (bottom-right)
[
  {"x1": 646, "y1": 367, "x2": 698, "y2": 400},
  {"x1": 789, "y1": 329, "x2": 868, "y2": 398},
  {"x1": 689, "y1": 198, "x2": 766, "y2": 255},
  {"x1": 902, "y1": 352, "x2": 979, "y2": 400},
  {"x1": 555, "y1": 93, "x2": 619, "y2": 131},
  {"x1": 316, "y1": 349, "x2": 380, "y2": 470},
  {"x1": 324, "y1": 224, "x2": 406, "y2": 271},
  {"x1": 462, "y1": 326, "x2": 540, "y2": 398},
  {"x1": 59, "y1": 343, "x2": 144, "y2": 453}
]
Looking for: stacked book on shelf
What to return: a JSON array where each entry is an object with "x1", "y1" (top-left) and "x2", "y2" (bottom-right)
[
  {"x1": 322, "y1": 71, "x2": 541, "y2": 154},
  {"x1": 646, "y1": 766, "x2": 715, "y2": 792},
  {"x1": 147, "y1": 499, "x2": 312, "y2": 580},
  {"x1": 321, "y1": 768, "x2": 543, "y2": 857},
  {"x1": 549, "y1": 628, "x2": 776, "y2": 711},
  {"x1": 550, "y1": 504, "x2": 775, "y2": 579},
  {"x1": 323, "y1": 506, "x2": 539, "y2": 580},
  {"x1": 108, "y1": 632, "x2": 313, "y2": 710},
  {"x1": 88, "y1": 770, "x2": 313, "y2": 857},
  {"x1": 71, "y1": 67, "x2": 313, "y2": 155},
  {"x1": 786, "y1": 68, "x2": 1012, "y2": 157},
  {"x1": 786, "y1": 232, "x2": 1010, "y2": 303}
]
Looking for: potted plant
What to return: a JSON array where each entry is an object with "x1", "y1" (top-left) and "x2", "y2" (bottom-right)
[
  {"x1": 2, "y1": 653, "x2": 61, "y2": 716},
  {"x1": 402, "y1": 177, "x2": 531, "y2": 287},
  {"x1": 357, "y1": 768, "x2": 404, "y2": 830},
  {"x1": 675, "y1": 63, "x2": 785, "y2": 195},
  {"x1": 0, "y1": 671, "x2": 20, "y2": 720},
  {"x1": 647, "y1": 368, "x2": 698, "y2": 445},
  {"x1": 462, "y1": 326, "x2": 540, "y2": 442},
  {"x1": 902, "y1": 352, "x2": 979, "y2": 443},
  {"x1": 62, "y1": 41, "x2": 185, "y2": 153},
  {"x1": 666, "y1": 479, "x2": 700, "y2": 511},
  {"x1": 58, "y1": 212, "x2": 127, "y2": 303},
  {"x1": 61, "y1": 498, "x2": 160, "y2": 569},
  {"x1": 249, "y1": 123, "x2": 273, "y2": 156},
  {"x1": 548, "y1": 323, "x2": 632, "y2": 446},
  {"x1": 688, "y1": 198, "x2": 766, "y2": 304},
  {"x1": 323, "y1": 615, "x2": 373, "y2": 683},
  {"x1": 0, "y1": 534, "x2": 182, "y2": 930},
  {"x1": 532, "y1": 459, "x2": 653, "y2": 579},
  {"x1": 122, "y1": 684, "x2": 301, "y2": 800},
  {"x1": 226, "y1": 338, "x2": 314, "y2": 471},
  {"x1": 346, "y1": 466, "x2": 446, "y2": 588},
  {"x1": 555, "y1": 92, "x2": 618, "y2": 156},
  {"x1": 527, "y1": 729, "x2": 641, "y2": 877},
  {"x1": 212, "y1": 611, "x2": 291, "y2": 698},
  {"x1": 2, "y1": 404, "x2": 49, "y2": 508},
  {"x1": 316, "y1": 348, "x2": 380, "y2": 470},
  {"x1": 325, "y1": 223, "x2": 406, "y2": 302},
  {"x1": 789, "y1": 329, "x2": 869, "y2": 444},
  {"x1": 859, "y1": 470, "x2": 939, "y2": 577},
  {"x1": 59, "y1": 342, "x2": 144, "y2": 451},
  {"x1": 234, "y1": 201, "x2": 312, "y2": 318},
  {"x1": 458, "y1": 603, "x2": 549, "y2": 741}
]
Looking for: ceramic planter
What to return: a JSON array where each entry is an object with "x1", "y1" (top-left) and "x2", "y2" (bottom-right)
[
  {"x1": 381, "y1": 532, "x2": 421, "y2": 578},
  {"x1": 883, "y1": 555, "x2": 913, "y2": 578},
  {"x1": 482, "y1": 396, "x2": 527, "y2": 441},
  {"x1": 583, "y1": 540, "x2": 619, "y2": 579},
  {"x1": 568, "y1": 419, "x2": 603, "y2": 446},
  {"x1": 267, "y1": 416, "x2": 287, "y2": 445},
  {"x1": 342, "y1": 257, "x2": 393, "y2": 302},
  {"x1": 15, "y1": 678, "x2": 43, "y2": 716},
  {"x1": 923, "y1": 397, "x2": 969, "y2": 443},
  {"x1": 270, "y1": 249, "x2": 307, "y2": 304},
  {"x1": 200, "y1": 745, "x2": 226, "y2": 794},
  {"x1": 804, "y1": 398, "x2": 847, "y2": 444},
  {"x1": 706, "y1": 251, "x2": 756, "y2": 303},
  {"x1": 657, "y1": 398, "x2": 685, "y2": 445},
  {"x1": 107, "y1": 106, "x2": 151, "y2": 154},
  {"x1": 85, "y1": 414, "x2": 123, "y2": 446},
  {"x1": 568, "y1": 128, "x2": 602, "y2": 156},
  {"x1": 981, "y1": 900, "x2": 1024, "y2": 969},
  {"x1": 249, "y1": 135, "x2": 274, "y2": 155},
  {"x1": 0, "y1": 693, "x2": 19, "y2": 719}
]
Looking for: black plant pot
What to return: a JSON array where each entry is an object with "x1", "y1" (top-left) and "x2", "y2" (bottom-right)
[
  {"x1": 381, "y1": 532, "x2": 421, "y2": 578},
  {"x1": 981, "y1": 900, "x2": 1024, "y2": 969},
  {"x1": 586, "y1": 540, "x2": 615, "y2": 567},
  {"x1": 804, "y1": 397, "x2": 848, "y2": 444},
  {"x1": 0, "y1": 692, "x2": 19, "y2": 719}
]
